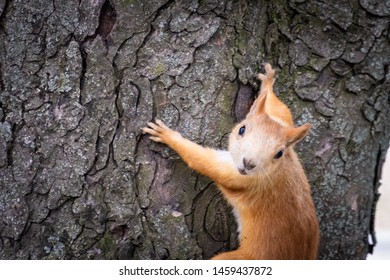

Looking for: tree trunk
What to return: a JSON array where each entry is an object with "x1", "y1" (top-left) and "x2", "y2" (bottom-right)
[{"x1": 0, "y1": 0, "x2": 389, "y2": 260}]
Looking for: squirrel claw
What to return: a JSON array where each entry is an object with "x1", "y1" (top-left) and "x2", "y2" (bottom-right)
[
  {"x1": 155, "y1": 119, "x2": 168, "y2": 129},
  {"x1": 143, "y1": 119, "x2": 181, "y2": 145}
]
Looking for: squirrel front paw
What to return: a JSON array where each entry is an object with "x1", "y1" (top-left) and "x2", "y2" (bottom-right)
[{"x1": 142, "y1": 119, "x2": 182, "y2": 144}]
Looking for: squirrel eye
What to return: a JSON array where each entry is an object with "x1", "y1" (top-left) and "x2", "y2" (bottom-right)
[
  {"x1": 274, "y1": 150, "x2": 284, "y2": 159},
  {"x1": 238, "y1": 125, "x2": 246, "y2": 136}
]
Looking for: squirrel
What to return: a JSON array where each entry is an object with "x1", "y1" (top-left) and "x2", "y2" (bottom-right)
[{"x1": 143, "y1": 63, "x2": 320, "y2": 260}]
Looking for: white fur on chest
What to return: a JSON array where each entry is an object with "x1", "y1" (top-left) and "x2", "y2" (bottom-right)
[
  {"x1": 232, "y1": 208, "x2": 242, "y2": 238},
  {"x1": 215, "y1": 150, "x2": 235, "y2": 165},
  {"x1": 215, "y1": 150, "x2": 242, "y2": 238}
]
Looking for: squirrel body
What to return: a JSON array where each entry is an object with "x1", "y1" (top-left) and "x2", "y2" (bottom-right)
[{"x1": 143, "y1": 64, "x2": 320, "y2": 260}]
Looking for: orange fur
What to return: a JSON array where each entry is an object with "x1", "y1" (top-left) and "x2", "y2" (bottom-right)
[{"x1": 143, "y1": 63, "x2": 320, "y2": 260}]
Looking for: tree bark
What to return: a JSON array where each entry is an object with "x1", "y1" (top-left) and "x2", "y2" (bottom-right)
[{"x1": 0, "y1": 0, "x2": 389, "y2": 259}]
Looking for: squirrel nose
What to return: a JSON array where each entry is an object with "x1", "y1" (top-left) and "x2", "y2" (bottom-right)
[{"x1": 243, "y1": 157, "x2": 256, "y2": 170}]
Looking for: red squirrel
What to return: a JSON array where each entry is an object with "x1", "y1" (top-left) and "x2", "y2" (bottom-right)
[{"x1": 143, "y1": 63, "x2": 320, "y2": 259}]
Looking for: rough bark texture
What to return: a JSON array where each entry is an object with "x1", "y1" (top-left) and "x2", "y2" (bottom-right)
[{"x1": 0, "y1": 0, "x2": 389, "y2": 260}]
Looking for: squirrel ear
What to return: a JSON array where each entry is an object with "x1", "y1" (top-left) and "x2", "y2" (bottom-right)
[
  {"x1": 286, "y1": 123, "x2": 311, "y2": 147},
  {"x1": 247, "y1": 92, "x2": 268, "y2": 118},
  {"x1": 256, "y1": 92, "x2": 267, "y2": 115}
]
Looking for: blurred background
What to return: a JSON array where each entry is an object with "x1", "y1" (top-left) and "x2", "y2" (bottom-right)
[{"x1": 369, "y1": 147, "x2": 390, "y2": 260}]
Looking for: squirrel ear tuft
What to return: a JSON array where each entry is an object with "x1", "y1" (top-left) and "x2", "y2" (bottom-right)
[{"x1": 286, "y1": 123, "x2": 311, "y2": 147}]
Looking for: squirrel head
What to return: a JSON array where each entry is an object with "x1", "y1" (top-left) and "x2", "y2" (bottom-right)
[{"x1": 228, "y1": 91, "x2": 311, "y2": 177}]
